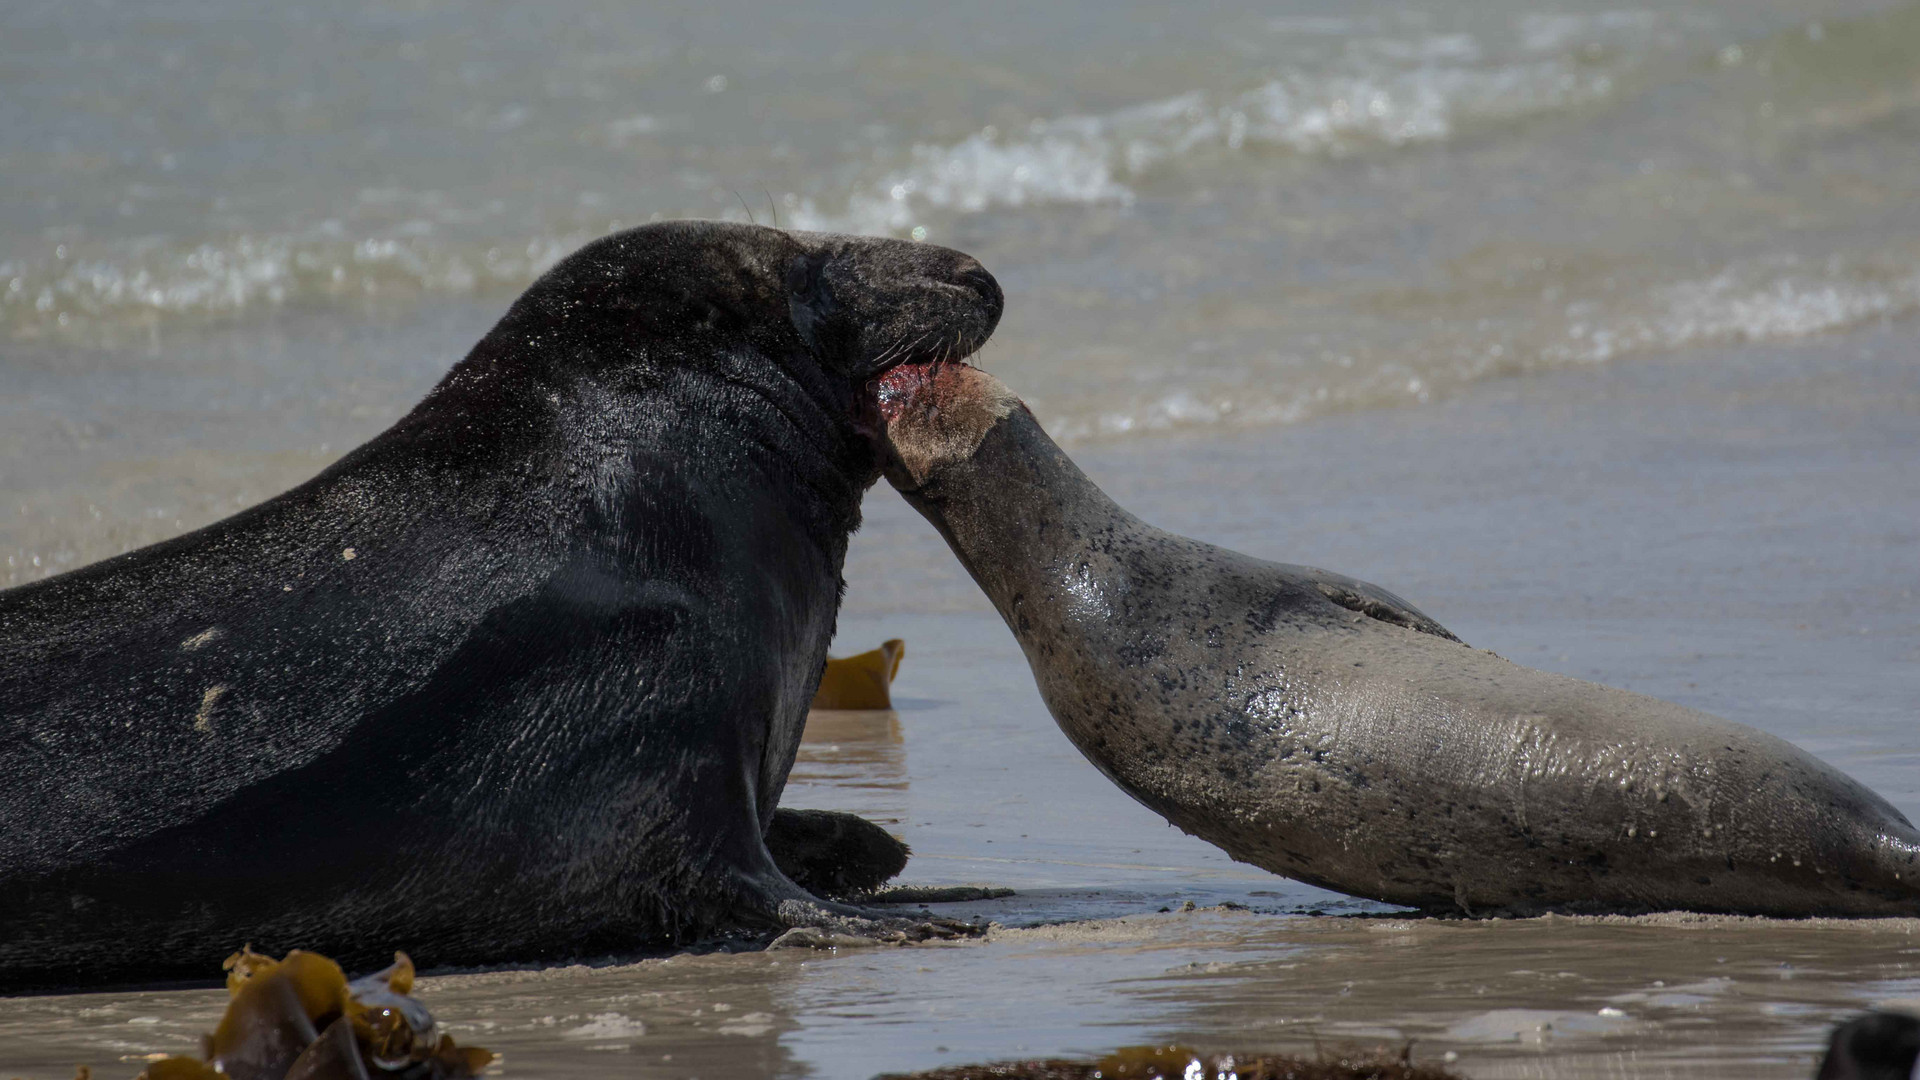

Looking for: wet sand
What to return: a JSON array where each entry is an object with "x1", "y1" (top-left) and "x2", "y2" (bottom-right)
[{"x1": 2, "y1": 322, "x2": 1916, "y2": 1079}]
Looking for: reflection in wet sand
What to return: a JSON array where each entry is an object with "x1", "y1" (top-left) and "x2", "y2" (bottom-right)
[
  {"x1": 9, "y1": 909, "x2": 1907, "y2": 1079},
  {"x1": 1097, "y1": 912, "x2": 1920, "y2": 1080},
  {"x1": 0, "y1": 953, "x2": 812, "y2": 1080},
  {"x1": 794, "y1": 708, "x2": 909, "y2": 797},
  {"x1": 416, "y1": 955, "x2": 809, "y2": 1080},
  {"x1": 799, "y1": 709, "x2": 905, "y2": 769},
  {"x1": 760, "y1": 909, "x2": 1920, "y2": 1079}
]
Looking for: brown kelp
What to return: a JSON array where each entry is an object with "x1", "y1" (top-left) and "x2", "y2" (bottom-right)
[
  {"x1": 812, "y1": 639, "x2": 906, "y2": 709},
  {"x1": 134, "y1": 948, "x2": 490, "y2": 1080},
  {"x1": 875, "y1": 1044, "x2": 1466, "y2": 1080}
]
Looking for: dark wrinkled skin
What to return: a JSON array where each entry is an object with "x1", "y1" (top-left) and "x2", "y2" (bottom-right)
[
  {"x1": 881, "y1": 366, "x2": 1920, "y2": 918},
  {"x1": 0, "y1": 221, "x2": 1002, "y2": 992}
]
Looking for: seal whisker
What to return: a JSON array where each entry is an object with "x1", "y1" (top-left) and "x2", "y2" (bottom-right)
[
  {"x1": 870, "y1": 333, "x2": 915, "y2": 369},
  {"x1": 872, "y1": 327, "x2": 939, "y2": 375}
]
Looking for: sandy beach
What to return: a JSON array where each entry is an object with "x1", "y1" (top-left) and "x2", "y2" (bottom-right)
[{"x1": 4, "y1": 320, "x2": 1913, "y2": 1080}]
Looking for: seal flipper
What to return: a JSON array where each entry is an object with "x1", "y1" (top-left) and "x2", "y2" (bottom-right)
[
  {"x1": 766, "y1": 807, "x2": 910, "y2": 897},
  {"x1": 710, "y1": 750, "x2": 972, "y2": 943},
  {"x1": 720, "y1": 844, "x2": 978, "y2": 946},
  {"x1": 1293, "y1": 566, "x2": 1462, "y2": 642}
]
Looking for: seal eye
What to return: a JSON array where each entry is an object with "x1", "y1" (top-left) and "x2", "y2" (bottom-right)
[
  {"x1": 786, "y1": 253, "x2": 827, "y2": 303},
  {"x1": 786, "y1": 253, "x2": 837, "y2": 352}
]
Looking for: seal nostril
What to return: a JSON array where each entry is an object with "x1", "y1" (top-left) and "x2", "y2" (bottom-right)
[{"x1": 958, "y1": 265, "x2": 1004, "y2": 325}]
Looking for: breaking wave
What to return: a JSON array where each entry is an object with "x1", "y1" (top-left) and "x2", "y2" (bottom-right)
[
  {"x1": 0, "y1": 231, "x2": 590, "y2": 341},
  {"x1": 1037, "y1": 251, "x2": 1920, "y2": 443},
  {"x1": 0, "y1": 26, "x2": 1639, "y2": 341},
  {"x1": 795, "y1": 38, "x2": 1625, "y2": 235}
]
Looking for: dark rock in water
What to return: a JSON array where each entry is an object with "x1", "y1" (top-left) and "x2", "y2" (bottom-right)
[
  {"x1": 873, "y1": 1045, "x2": 1465, "y2": 1080},
  {"x1": 1816, "y1": 1011, "x2": 1920, "y2": 1080},
  {"x1": 767, "y1": 807, "x2": 910, "y2": 897}
]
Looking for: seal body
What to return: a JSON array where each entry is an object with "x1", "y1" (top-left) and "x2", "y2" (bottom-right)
[
  {"x1": 0, "y1": 221, "x2": 1001, "y2": 990},
  {"x1": 878, "y1": 364, "x2": 1920, "y2": 917}
]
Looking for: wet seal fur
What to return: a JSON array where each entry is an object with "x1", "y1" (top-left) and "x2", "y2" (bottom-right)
[
  {"x1": 0, "y1": 221, "x2": 1003, "y2": 991},
  {"x1": 877, "y1": 364, "x2": 1920, "y2": 918},
  {"x1": 766, "y1": 807, "x2": 911, "y2": 898}
]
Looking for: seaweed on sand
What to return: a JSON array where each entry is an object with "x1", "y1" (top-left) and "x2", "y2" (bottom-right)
[
  {"x1": 132, "y1": 947, "x2": 491, "y2": 1080},
  {"x1": 874, "y1": 1043, "x2": 1467, "y2": 1080}
]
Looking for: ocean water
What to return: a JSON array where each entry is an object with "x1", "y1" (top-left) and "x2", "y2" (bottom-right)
[
  {"x1": 6, "y1": 0, "x2": 1920, "y2": 468},
  {"x1": 10, "y1": 0, "x2": 1920, "y2": 579}
]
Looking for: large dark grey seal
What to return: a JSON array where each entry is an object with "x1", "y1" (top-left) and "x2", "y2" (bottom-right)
[
  {"x1": 876, "y1": 363, "x2": 1920, "y2": 917},
  {"x1": 0, "y1": 221, "x2": 1002, "y2": 991}
]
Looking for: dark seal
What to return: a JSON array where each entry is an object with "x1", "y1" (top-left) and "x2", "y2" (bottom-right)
[
  {"x1": 0, "y1": 221, "x2": 1002, "y2": 991},
  {"x1": 1817, "y1": 1011, "x2": 1920, "y2": 1080},
  {"x1": 876, "y1": 364, "x2": 1920, "y2": 918}
]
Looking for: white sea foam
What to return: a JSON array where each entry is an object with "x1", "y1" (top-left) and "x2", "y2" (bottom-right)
[
  {"x1": 1546, "y1": 257, "x2": 1920, "y2": 365},
  {"x1": 0, "y1": 232, "x2": 586, "y2": 337},
  {"x1": 799, "y1": 34, "x2": 1624, "y2": 237},
  {"x1": 1, "y1": 27, "x2": 1634, "y2": 338},
  {"x1": 1030, "y1": 252, "x2": 1920, "y2": 445},
  {"x1": 563, "y1": 1012, "x2": 647, "y2": 1039},
  {"x1": 816, "y1": 120, "x2": 1136, "y2": 235}
]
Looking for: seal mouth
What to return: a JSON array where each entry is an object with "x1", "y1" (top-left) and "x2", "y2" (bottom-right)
[
  {"x1": 865, "y1": 357, "x2": 1022, "y2": 495},
  {"x1": 851, "y1": 342, "x2": 985, "y2": 446}
]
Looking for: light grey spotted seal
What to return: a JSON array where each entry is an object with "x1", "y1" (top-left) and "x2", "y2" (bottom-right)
[{"x1": 875, "y1": 362, "x2": 1920, "y2": 917}]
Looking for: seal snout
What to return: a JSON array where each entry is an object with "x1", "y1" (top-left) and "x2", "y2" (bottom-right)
[
  {"x1": 864, "y1": 255, "x2": 1001, "y2": 378},
  {"x1": 952, "y1": 259, "x2": 1004, "y2": 331},
  {"x1": 841, "y1": 243, "x2": 1002, "y2": 381},
  {"x1": 829, "y1": 239, "x2": 1002, "y2": 463}
]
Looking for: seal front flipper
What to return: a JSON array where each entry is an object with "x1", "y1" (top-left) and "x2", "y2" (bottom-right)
[
  {"x1": 766, "y1": 807, "x2": 909, "y2": 897},
  {"x1": 720, "y1": 848, "x2": 978, "y2": 946},
  {"x1": 1291, "y1": 566, "x2": 1461, "y2": 642},
  {"x1": 765, "y1": 903, "x2": 981, "y2": 948}
]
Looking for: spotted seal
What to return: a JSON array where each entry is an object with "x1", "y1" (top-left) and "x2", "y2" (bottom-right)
[{"x1": 876, "y1": 362, "x2": 1920, "y2": 917}]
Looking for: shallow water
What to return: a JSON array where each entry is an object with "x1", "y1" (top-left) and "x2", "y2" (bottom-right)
[
  {"x1": 10, "y1": 912, "x2": 1919, "y2": 1079},
  {"x1": 4, "y1": 327, "x2": 1914, "y2": 1078},
  {"x1": 4, "y1": 0, "x2": 1920, "y2": 1076}
]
